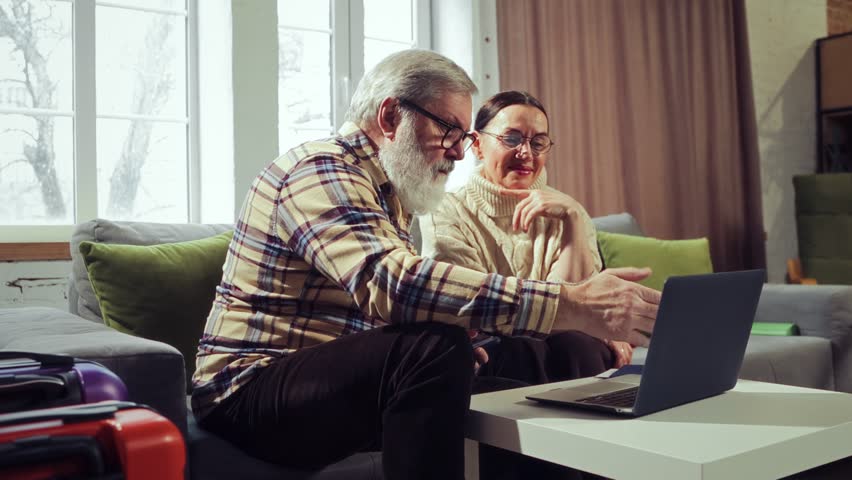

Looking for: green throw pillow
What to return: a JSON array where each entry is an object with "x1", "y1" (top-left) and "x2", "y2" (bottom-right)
[
  {"x1": 597, "y1": 231, "x2": 713, "y2": 291},
  {"x1": 79, "y1": 231, "x2": 233, "y2": 384}
]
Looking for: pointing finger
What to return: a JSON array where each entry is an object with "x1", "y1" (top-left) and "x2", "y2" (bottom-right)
[
  {"x1": 637, "y1": 285, "x2": 662, "y2": 305},
  {"x1": 603, "y1": 267, "x2": 652, "y2": 282}
]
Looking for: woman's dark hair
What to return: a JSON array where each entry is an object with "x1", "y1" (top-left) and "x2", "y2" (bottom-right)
[{"x1": 474, "y1": 90, "x2": 548, "y2": 132}]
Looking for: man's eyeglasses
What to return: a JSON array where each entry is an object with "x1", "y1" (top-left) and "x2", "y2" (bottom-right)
[
  {"x1": 478, "y1": 130, "x2": 554, "y2": 155},
  {"x1": 399, "y1": 99, "x2": 475, "y2": 152}
]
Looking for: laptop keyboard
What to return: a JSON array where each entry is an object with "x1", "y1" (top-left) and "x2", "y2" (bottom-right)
[{"x1": 576, "y1": 386, "x2": 639, "y2": 408}]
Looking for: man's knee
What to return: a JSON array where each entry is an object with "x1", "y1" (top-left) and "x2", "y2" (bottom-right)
[
  {"x1": 423, "y1": 322, "x2": 472, "y2": 349},
  {"x1": 389, "y1": 323, "x2": 474, "y2": 379}
]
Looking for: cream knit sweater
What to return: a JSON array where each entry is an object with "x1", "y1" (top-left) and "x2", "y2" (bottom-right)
[{"x1": 420, "y1": 167, "x2": 602, "y2": 287}]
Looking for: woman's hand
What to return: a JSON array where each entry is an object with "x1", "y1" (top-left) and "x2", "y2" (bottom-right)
[
  {"x1": 605, "y1": 340, "x2": 634, "y2": 368},
  {"x1": 469, "y1": 330, "x2": 490, "y2": 374},
  {"x1": 500, "y1": 188, "x2": 582, "y2": 232}
]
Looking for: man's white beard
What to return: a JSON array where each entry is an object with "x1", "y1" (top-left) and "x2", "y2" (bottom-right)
[{"x1": 379, "y1": 119, "x2": 454, "y2": 215}]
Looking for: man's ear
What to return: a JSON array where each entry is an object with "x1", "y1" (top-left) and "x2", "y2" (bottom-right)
[
  {"x1": 472, "y1": 133, "x2": 483, "y2": 160},
  {"x1": 376, "y1": 97, "x2": 400, "y2": 141}
]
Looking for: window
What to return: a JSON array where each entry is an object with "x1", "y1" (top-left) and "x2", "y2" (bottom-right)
[
  {"x1": 0, "y1": 0, "x2": 197, "y2": 241},
  {"x1": 0, "y1": 0, "x2": 74, "y2": 227},
  {"x1": 276, "y1": 0, "x2": 429, "y2": 154},
  {"x1": 0, "y1": 0, "x2": 433, "y2": 243}
]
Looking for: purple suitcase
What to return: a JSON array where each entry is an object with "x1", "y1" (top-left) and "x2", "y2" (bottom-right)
[{"x1": 0, "y1": 352, "x2": 128, "y2": 413}]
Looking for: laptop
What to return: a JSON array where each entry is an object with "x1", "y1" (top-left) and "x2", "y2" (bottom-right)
[{"x1": 526, "y1": 270, "x2": 765, "y2": 417}]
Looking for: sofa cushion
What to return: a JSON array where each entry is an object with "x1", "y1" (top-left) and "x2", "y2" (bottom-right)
[
  {"x1": 596, "y1": 232, "x2": 713, "y2": 291},
  {"x1": 755, "y1": 284, "x2": 852, "y2": 392},
  {"x1": 70, "y1": 219, "x2": 233, "y2": 322},
  {"x1": 187, "y1": 416, "x2": 383, "y2": 480},
  {"x1": 591, "y1": 212, "x2": 645, "y2": 236},
  {"x1": 78, "y1": 231, "x2": 233, "y2": 387},
  {"x1": 738, "y1": 335, "x2": 835, "y2": 391},
  {"x1": 630, "y1": 334, "x2": 834, "y2": 391},
  {"x1": 0, "y1": 307, "x2": 187, "y2": 433}
]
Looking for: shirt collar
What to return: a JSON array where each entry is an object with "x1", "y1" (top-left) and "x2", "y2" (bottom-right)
[{"x1": 337, "y1": 121, "x2": 391, "y2": 189}]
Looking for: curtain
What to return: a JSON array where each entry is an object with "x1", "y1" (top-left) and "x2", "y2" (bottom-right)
[{"x1": 496, "y1": 0, "x2": 766, "y2": 272}]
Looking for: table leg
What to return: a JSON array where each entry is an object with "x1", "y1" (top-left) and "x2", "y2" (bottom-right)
[{"x1": 464, "y1": 439, "x2": 479, "y2": 480}]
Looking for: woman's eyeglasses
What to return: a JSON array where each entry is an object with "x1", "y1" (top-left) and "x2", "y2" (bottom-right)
[
  {"x1": 399, "y1": 99, "x2": 475, "y2": 152},
  {"x1": 478, "y1": 130, "x2": 554, "y2": 155}
]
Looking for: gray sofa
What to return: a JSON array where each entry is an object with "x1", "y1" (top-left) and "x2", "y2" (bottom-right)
[{"x1": 2, "y1": 213, "x2": 852, "y2": 479}]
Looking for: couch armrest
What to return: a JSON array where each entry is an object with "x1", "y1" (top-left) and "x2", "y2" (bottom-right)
[
  {"x1": 754, "y1": 284, "x2": 852, "y2": 392},
  {"x1": 0, "y1": 307, "x2": 187, "y2": 433}
]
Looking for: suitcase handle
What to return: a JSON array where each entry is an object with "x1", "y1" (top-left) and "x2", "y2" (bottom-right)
[
  {"x1": 0, "y1": 374, "x2": 66, "y2": 391},
  {"x1": 0, "y1": 374, "x2": 68, "y2": 414},
  {"x1": 0, "y1": 401, "x2": 138, "y2": 427},
  {"x1": 0, "y1": 434, "x2": 106, "y2": 475},
  {"x1": 0, "y1": 351, "x2": 75, "y2": 368}
]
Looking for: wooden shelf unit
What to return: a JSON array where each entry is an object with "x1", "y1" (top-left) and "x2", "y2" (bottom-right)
[{"x1": 816, "y1": 32, "x2": 852, "y2": 173}]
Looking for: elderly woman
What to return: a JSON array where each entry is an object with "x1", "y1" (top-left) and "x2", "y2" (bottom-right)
[{"x1": 421, "y1": 90, "x2": 634, "y2": 386}]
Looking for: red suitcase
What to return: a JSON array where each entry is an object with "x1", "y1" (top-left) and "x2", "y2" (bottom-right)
[
  {"x1": 0, "y1": 352, "x2": 129, "y2": 413},
  {"x1": 0, "y1": 401, "x2": 185, "y2": 480}
]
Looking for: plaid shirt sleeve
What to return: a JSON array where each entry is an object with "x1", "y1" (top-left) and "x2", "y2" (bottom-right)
[{"x1": 277, "y1": 156, "x2": 561, "y2": 335}]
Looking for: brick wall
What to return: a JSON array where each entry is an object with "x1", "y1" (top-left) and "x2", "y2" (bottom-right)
[
  {"x1": 746, "y1": 0, "x2": 826, "y2": 283},
  {"x1": 828, "y1": 0, "x2": 852, "y2": 34}
]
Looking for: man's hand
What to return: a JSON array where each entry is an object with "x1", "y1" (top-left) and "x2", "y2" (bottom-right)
[
  {"x1": 500, "y1": 188, "x2": 583, "y2": 232},
  {"x1": 555, "y1": 267, "x2": 661, "y2": 347}
]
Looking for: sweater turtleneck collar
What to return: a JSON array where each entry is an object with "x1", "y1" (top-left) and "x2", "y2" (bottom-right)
[{"x1": 466, "y1": 165, "x2": 548, "y2": 217}]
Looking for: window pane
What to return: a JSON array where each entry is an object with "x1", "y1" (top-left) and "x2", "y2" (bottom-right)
[
  {"x1": 96, "y1": 6, "x2": 186, "y2": 118},
  {"x1": 278, "y1": 28, "x2": 331, "y2": 154},
  {"x1": 364, "y1": 0, "x2": 412, "y2": 42},
  {"x1": 98, "y1": 0, "x2": 186, "y2": 11},
  {"x1": 0, "y1": 0, "x2": 72, "y2": 111},
  {"x1": 364, "y1": 39, "x2": 411, "y2": 74},
  {"x1": 277, "y1": 0, "x2": 329, "y2": 30},
  {"x1": 96, "y1": 119, "x2": 187, "y2": 222},
  {"x1": 0, "y1": 114, "x2": 73, "y2": 224}
]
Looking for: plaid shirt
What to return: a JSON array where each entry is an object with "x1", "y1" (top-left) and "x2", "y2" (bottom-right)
[{"x1": 191, "y1": 122, "x2": 562, "y2": 418}]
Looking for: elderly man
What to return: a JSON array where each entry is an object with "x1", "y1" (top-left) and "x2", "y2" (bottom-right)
[{"x1": 191, "y1": 49, "x2": 660, "y2": 480}]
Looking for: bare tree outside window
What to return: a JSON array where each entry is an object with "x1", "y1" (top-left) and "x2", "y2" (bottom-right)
[
  {"x1": 104, "y1": 12, "x2": 177, "y2": 219},
  {"x1": 0, "y1": 0, "x2": 72, "y2": 223},
  {"x1": 97, "y1": 4, "x2": 187, "y2": 222},
  {"x1": 0, "y1": 0, "x2": 188, "y2": 226},
  {"x1": 277, "y1": 0, "x2": 332, "y2": 154}
]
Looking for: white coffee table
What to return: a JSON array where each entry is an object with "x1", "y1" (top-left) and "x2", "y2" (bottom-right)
[{"x1": 465, "y1": 378, "x2": 852, "y2": 479}]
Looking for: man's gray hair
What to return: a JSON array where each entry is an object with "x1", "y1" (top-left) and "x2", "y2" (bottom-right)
[{"x1": 346, "y1": 49, "x2": 478, "y2": 127}]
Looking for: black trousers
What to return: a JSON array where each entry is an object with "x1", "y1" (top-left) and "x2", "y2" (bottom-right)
[
  {"x1": 199, "y1": 324, "x2": 613, "y2": 480},
  {"x1": 477, "y1": 330, "x2": 615, "y2": 385}
]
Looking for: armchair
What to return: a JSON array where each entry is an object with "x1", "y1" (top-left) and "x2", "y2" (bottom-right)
[{"x1": 787, "y1": 173, "x2": 852, "y2": 285}]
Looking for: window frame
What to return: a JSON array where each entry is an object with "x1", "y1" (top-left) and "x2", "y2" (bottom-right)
[
  {"x1": 0, "y1": 0, "x2": 199, "y2": 244},
  {"x1": 277, "y1": 0, "x2": 431, "y2": 155}
]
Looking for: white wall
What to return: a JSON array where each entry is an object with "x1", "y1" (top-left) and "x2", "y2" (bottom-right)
[
  {"x1": 432, "y1": 0, "x2": 500, "y2": 191},
  {"x1": 0, "y1": 261, "x2": 69, "y2": 309},
  {"x1": 230, "y1": 0, "x2": 279, "y2": 215},
  {"x1": 746, "y1": 0, "x2": 826, "y2": 282}
]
